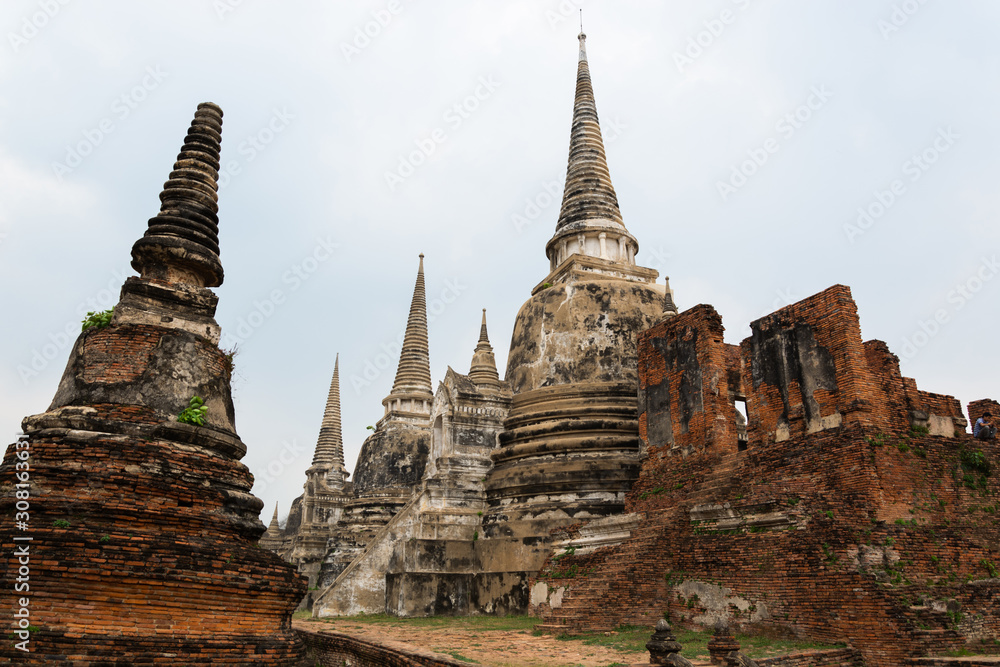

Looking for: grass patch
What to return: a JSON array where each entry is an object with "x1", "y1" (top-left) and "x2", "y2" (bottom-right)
[
  {"x1": 327, "y1": 613, "x2": 542, "y2": 633},
  {"x1": 738, "y1": 633, "x2": 846, "y2": 659},
  {"x1": 321, "y1": 616, "x2": 845, "y2": 664},
  {"x1": 435, "y1": 648, "x2": 480, "y2": 663}
]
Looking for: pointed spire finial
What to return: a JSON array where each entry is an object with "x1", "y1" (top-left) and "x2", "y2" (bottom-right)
[
  {"x1": 469, "y1": 308, "x2": 501, "y2": 388},
  {"x1": 384, "y1": 254, "x2": 433, "y2": 416},
  {"x1": 663, "y1": 277, "x2": 679, "y2": 316},
  {"x1": 545, "y1": 32, "x2": 638, "y2": 273},
  {"x1": 312, "y1": 353, "x2": 347, "y2": 471},
  {"x1": 478, "y1": 308, "x2": 490, "y2": 344},
  {"x1": 266, "y1": 503, "x2": 280, "y2": 533}
]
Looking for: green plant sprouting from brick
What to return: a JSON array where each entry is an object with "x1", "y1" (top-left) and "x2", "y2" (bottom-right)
[
  {"x1": 81, "y1": 308, "x2": 114, "y2": 332},
  {"x1": 177, "y1": 395, "x2": 208, "y2": 426}
]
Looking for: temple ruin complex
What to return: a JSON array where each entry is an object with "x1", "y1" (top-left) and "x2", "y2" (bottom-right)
[{"x1": 0, "y1": 27, "x2": 996, "y2": 667}]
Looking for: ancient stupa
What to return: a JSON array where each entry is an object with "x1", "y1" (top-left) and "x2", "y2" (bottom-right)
[
  {"x1": 482, "y1": 31, "x2": 669, "y2": 545},
  {"x1": 0, "y1": 103, "x2": 306, "y2": 664},
  {"x1": 349, "y1": 254, "x2": 433, "y2": 517}
]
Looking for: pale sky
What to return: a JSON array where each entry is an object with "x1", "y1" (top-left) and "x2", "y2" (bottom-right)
[{"x1": 2, "y1": 1, "x2": 997, "y2": 524}]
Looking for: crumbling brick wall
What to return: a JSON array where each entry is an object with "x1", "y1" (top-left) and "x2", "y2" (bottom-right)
[
  {"x1": 535, "y1": 286, "x2": 1000, "y2": 667},
  {"x1": 969, "y1": 399, "x2": 1000, "y2": 431},
  {"x1": 741, "y1": 285, "x2": 892, "y2": 444},
  {"x1": 638, "y1": 305, "x2": 741, "y2": 455}
]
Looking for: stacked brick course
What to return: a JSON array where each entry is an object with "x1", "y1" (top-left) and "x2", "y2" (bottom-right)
[
  {"x1": 296, "y1": 625, "x2": 470, "y2": 667},
  {"x1": 533, "y1": 285, "x2": 999, "y2": 667},
  {"x1": 0, "y1": 103, "x2": 306, "y2": 664}
]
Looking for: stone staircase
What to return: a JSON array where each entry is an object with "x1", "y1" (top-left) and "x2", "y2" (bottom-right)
[
  {"x1": 903, "y1": 603, "x2": 965, "y2": 657},
  {"x1": 534, "y1": 577, "x2": 609, "y2": 635},
  {"x1": 683, "y1": 453, "x2": 741, "y2": 505}
]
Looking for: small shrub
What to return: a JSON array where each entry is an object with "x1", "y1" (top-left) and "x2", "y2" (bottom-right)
[
  {"x1": 910, "y1": 424, "x2": 930, "y2": 437},
  {"x1": 52, "y1": 519, "x2": 71, "y2": 528},
  {"x1": 81, "y1": 308, "x2": 114, "y2": 332},
  {"x1": 866, "y1": 433, "x2": 887, "y2": 447},
  {"x1": 960, "y1": 447, "x2": 991, "y2": 477},
  {"x1": 982, "y1": 559, "x2": 998, "y2": 578},
  {"x1": 472, "y1": 531, "x2": 479, "y2": 541},
  {"x1": 220, "y1": 344, "x2": 239, "y2": 376},
  {"x1": 99, "y1": 534, "x2": 110, "y2": 544},
  {"x1": 177, "y1": 396, "x2": 208, "y2": 426}
]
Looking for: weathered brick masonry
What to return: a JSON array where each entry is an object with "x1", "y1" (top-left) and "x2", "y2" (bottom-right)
[
  {"x1": 533, "y1": 286, "x2": 999, "y2": 667},
  {"x1": 0, "y1": 103, "x2": 306, "y2": 664},
  {"x1": 295, "y1": 624, "x2": 470, "y2": 667}
]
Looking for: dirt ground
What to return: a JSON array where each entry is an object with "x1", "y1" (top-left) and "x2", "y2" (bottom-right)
[{"x1": 295, "y1": 617, "x2": 713, "y2": 667}]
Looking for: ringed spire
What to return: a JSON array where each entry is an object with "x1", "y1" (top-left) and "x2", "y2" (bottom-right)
[
  {"x1": 383, "y1": 254, "x2": 433, "y2": 417},
  {"x1": 312, "y1": 354, "x2": 347, "y2": 471},
  {"x1": 545, "y1": 32, "x2": 640, "y2": 273}
]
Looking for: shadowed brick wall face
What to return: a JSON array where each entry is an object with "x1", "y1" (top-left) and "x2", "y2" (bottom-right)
[
  {"x1": 533, "y1": 285, "x2": 999, "y2": 667},
  {"x1": 638, "y1": 304, "x2": 741, "y2": 455}
]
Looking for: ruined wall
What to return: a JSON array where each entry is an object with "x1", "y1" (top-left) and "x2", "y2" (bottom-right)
[
  {"x1": 534, "y1": 425, "x2": 1000, "y2": 666},
  {"x1": 741, "y1": 285, "x2": 885, "y2": 444},
  {"x1": 969, "y1": 399, "x2": 1000, "y2": 430},
  {"x1": 534, "y1": 286, "x2": 999, "y2": 667},
  {"x1": 638, "y1": 304, "x2": 741, "y2": 456},
  {"x1": 865, "y1": 339, "x2": 966, "y2": 437}
]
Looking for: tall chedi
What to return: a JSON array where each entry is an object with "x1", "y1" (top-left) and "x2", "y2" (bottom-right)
[
  {"x1": 0, "y1": 103, "x2": 306, "y2": 664},
  {"x1": 310, "y1": 256, "x2": 436, "y2": 614},
  {"x1": 284, "y1": 354, "x2": 354, "y2": 598},
  {"x1": 482, "y1": 32, "x2": 671, "y2": 547},
  {"x1": 383, "y1": 311, "x2": 514, "y2": 617},
  {"x1": 349, "y1": 254, "x2": 433, "y2": 513}
]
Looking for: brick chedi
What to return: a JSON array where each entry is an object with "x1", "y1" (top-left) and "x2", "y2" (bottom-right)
[
  {"x1": 531, "y1": 285, "x2": 999, "y2": 666},
  {"x1": 0, "y1": 103, "x2": 307, "y2": 664},
  {"x1": 481, "y1": 31, "x2": 667, "y2": 557}
]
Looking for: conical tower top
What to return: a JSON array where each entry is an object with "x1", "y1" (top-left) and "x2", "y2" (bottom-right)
[
  {"x1": 468, "y1": 309, "x2": 501, "y2": 388},
  {"x1": 131, "y1": 102, "x2": 225, "y2": 288},
  {"x1": 266, "y1": 503, "x2": 280, "y2": 533},
  {"x1": 312, "y1": 354, "x2": 347, "y2": 471},
  {"x1": 383, "y1": 254, "x2": 433, "y2": 418},
  {"x1": 544, "y1": 33, "x2": 640, "y2": 274}
]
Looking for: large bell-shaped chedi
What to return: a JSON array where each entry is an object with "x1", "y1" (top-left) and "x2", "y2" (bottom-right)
[
  {"x1": 0, "y1": 103, "x2": 306, "y2": 664},
  {"x1": 483, "y1": 33, "x2": 673, "y2": 543}
]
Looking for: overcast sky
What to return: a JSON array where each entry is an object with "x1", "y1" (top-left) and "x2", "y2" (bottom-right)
[{"x1": 2, "y1": 1, "x2": 997, "y2": 525}]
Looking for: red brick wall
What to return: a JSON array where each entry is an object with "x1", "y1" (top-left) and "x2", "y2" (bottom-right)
[
  {"x1": 0, "y1": 321, "x2": 303, "y2": 664},
  {"x1": 536, "y1": 287, "x2": 1000, "y2": 667},
  {"x1": 969, "y1": 399, "x2": 1000, "y2": 431},
  {"x1": 638, "y1": 305, "x2": 740, "y2": 454},
  {"x1": 741, "y1": 285, "x2": 894, "y2": 445}
]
